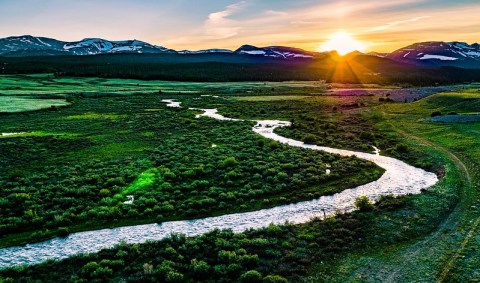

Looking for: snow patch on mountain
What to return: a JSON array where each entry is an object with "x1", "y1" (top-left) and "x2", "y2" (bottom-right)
[
  {"x1": 178, "y1": 49, "x2": 232, "y2": 54},
  {"x1": 465, "y1": 51, "x2": 480, "y2": 57},
  {"x1": 419, "y1": 54, "x2": 458, "y2": 61},
  {"x1": 234, "y1": 45, "x2": 314, "y2": 59},
  {"x1": 64, "y1": 39, "x2": 113, "y2": 51},
  {"x1": 240, "y1": 50, "x2": 266, "y2": 55},
  {"x1": 387, "y1": 41, "x2": 480, "y2": 68}
]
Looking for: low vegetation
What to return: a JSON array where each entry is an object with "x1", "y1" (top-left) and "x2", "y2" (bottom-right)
[
  {"x1": 0, "y1": 80, "x2": 384, "y2": 248},
  {"x1": 1, "y1": 76, "x2": 478, "y2": 282}
]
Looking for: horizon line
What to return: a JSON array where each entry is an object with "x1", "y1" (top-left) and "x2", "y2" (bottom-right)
[{"x1": 1, "y1": 34, "x2": 479, "y2": 54}]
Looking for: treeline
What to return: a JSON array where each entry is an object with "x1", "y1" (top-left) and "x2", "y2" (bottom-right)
[{"x1": 1, "y1": 54, "x2": 480, "y2": 85}]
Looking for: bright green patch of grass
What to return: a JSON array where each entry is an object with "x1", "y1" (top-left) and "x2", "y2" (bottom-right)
[{"x1": 120, "y1": 168, "x2": 161, "y2": 196}]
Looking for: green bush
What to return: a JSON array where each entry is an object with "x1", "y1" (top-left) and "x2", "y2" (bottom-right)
[
  {"x1": 354, "y1": 196, "x2": 374, "y2": 211},
  {"x1": 263, "y1": 274, "x2": 289, "y2": 283},
  {"x1": 222, "y1": 157, "x2": 238, "y2": 167},
  {"x1": 240, "y1": 270, "x2": 263, "y2": 282},
  {"x1": 302, "y1": 134, "x2": 317, "y2": 144}
]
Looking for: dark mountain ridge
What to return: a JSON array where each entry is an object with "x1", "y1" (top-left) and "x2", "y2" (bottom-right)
[{"x1": 1, "y1": 35, "x2": 479, "y2": 69}]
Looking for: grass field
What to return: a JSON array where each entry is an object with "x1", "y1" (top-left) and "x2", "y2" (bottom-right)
[
  {"x1": 308, "y1": 90, "x2": 480, "y2": 282},
  {"x1": 0, "y1": 74, "x2": 327, "y2": 96},
  {"x1": 1, "y1": 75, "x2": 479, "y2": 282}
]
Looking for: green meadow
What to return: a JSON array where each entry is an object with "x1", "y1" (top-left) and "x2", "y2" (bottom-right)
[{"x1": 0, "y1": 75, "x2": 479, "y2": 282}]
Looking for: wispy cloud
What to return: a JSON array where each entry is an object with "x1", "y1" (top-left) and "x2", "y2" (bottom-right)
[
  {"x1": 264, "y1": 10, "x2": 288, "y2": 17},
  {"x1": 204, "y1": 1, "x2": 247, "y2": 39},
  {"x1": 369, "y1": 16, "x2": 431, "y2": 31}
]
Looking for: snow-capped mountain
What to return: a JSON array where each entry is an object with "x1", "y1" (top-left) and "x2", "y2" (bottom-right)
[
  {"x1": 234, "y1": 45, "x2": 314, "y2": 59},
  {"x1": 0, "y1": 36, "x2": 174, "y2": 56},
  {"x1": 0, "y1": 36, "x2": 314, "y2": 59},
  {"x1": 63, "y1": 38, "x2": 175, "y2": 55},
  {"x1": 0, "y1": 35, "x2": 67, "y2": 56},
  {"x1": 1, "y1": 36, "x2": 479, "y2": 68},
  {"x1": 178, "y1": 49, "x2": 232, "y2": 54},
  {"x1": 387, "y1": 41, "x2": 480, "y2": 68}
]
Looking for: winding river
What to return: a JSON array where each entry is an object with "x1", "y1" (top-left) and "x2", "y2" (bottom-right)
[{"x1": 0, "y1": 100, "x2": 438, "y2": 269}]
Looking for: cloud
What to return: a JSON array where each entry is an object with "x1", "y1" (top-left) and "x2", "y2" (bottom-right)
[
  {"x1": 264, "y1": 10, "x2": 288, "y2": 17},
  {"x1": 146, "y1": 0, "x2": 480, "y2": 53},
  {"x1": 204, "y1": 1, "x2": 247, "y2": 39},
  {"x1": 369, "y1": 16, "x2": 431, "y2": 31}
]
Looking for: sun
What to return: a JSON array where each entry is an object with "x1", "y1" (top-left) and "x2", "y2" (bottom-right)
[{"x1": 318, "y1": 32, "x2": 366, "y2": 55}]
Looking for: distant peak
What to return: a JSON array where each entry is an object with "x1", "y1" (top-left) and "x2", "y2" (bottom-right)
[{"x1": 79, "y1": 38, "x2": 109, "y2": 42}]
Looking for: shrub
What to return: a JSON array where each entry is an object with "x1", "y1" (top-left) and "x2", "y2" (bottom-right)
[
  {"x1": 376, "y1": 195, "x2": 406, "y2": 210},
  {"x1": 302, "y1": 134, "x2": 316, "y2": 144},
  {"x1": 91, "y1": 266, "x2": 113, "y2": 278},
  {"x1": 82, "y1": 261, "x2": 99, "y2": 275},
  {"x1": 240, "y1": 270, "x2": 263, "y2": 282},
  {"x1": 223, "y1": 157, "x2": 238, "y2": 167},
  {"x1": 263, "y1": 274, "x2": 289, "y2": 283},
  {"x1": 191, "y1": 259, "x2": 210, "y2": 278},
  {"x1": 268, "y1": 141, "x2": 281, "y2": 149},
  {"x1": 431, "y1": 111, "x2": 442, "y2": 117},
  {"x1": 57, "y1": 227, "x2": 70, "y2": 237},
  {"x1": 165, "y1": 270, "x2": 184, "y2": 282},
  {"x1": 394, "y1": 144, "x2": 408, "y2": 153},
  {"x1": 354, "y1": 196, "x2": 374, "y2": 211}
]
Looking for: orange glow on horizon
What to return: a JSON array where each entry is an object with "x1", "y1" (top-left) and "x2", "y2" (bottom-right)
[{"x1": 318, "y1": 32, "x2": 367, "y2": 55}]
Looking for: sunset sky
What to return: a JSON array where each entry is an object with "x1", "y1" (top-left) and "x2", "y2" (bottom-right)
[{"x1": 0, "y1": 0, "x2": 479, "y2": 52}]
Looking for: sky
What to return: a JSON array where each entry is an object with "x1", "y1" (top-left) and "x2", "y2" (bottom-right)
[{"x1": 0, "y1": 0, "x2": 479, "y2": 52}]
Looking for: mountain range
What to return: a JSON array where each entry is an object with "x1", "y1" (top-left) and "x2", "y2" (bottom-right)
[{"x1": 1, "y1": 35, "x2": 479, "y2": 69}]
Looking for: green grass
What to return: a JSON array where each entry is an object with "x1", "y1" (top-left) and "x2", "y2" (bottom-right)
[
  {"x1": 307, "y1": 89, "x2": 480, "y2": 282},
  {"x1": 0, "y1": 96, "x2": 69, "y2": 113},
  {"x1": 0, "y1": 74, "x2": 327, "y2": 96}
]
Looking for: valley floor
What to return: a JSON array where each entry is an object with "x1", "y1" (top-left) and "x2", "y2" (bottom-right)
[{"x1": 0, "y1": 75, "x2": 478, "y2": 282}]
